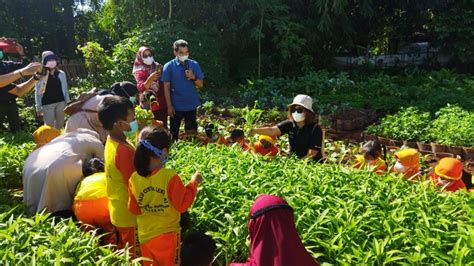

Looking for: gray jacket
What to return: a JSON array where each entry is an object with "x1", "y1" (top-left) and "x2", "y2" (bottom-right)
[{"x1": 35, "y1": 70, "x2": 70, "y2": 112}]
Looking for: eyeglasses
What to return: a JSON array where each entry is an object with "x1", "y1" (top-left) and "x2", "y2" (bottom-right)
[{"x1": 291, "y1": 107, "x2": 305, "y2": 113}]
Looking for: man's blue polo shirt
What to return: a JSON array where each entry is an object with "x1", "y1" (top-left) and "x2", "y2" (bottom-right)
[{"x1": 161, "y1": 58, "x2": 204, "y2": 112}]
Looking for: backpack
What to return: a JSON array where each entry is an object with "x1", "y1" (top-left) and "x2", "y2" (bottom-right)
[{"x1": 64, "y1": 90, "x2": 98, "y2": 116}]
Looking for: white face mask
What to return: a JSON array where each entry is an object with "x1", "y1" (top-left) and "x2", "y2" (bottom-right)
[
  {"x1": 394, "y1": 161, "x2": 408, "y2": 173},
  {"x1": 178, "y1": 55, "x2": 189, "y2": 62},
  {"x1": 292, "y1": 112, "x2": 305, "y2": 122},
  {"x1": 143, "y1": 56, "x2": 154, "y2": 66},
  {"x1": 45, "y1": 60, "x2": 57, "y2": 69}
]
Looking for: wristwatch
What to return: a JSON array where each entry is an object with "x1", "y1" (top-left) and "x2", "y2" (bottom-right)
[{"x1": 33, "y1": 74, "x2": 40, "y2": 81}]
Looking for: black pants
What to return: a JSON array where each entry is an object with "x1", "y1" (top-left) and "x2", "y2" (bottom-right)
[
  {"x1": 170, "y1": 109, "x2": 197, "y2": 140},
  {"x1": 0, "y1": 102, "x2": 21, "y2": 132}
]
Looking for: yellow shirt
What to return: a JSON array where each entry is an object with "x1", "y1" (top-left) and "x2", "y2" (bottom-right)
[
  {"x1": 129, "y1": 169, "x2": 186, "y2": 243},
  {"x1": 74, "y1": 172, "x2": 107, "y2": 201},
  {"x1": 104, "y1": 137, "x2": 137, "y2": 227}
]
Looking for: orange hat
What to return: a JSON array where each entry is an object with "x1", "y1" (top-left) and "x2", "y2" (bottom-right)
[
  {"x1": 434, "y1": 158, "x2": 463, "y2": 181},
  {"x1": 259, "y1": 135, "x2": 276, "y2": 145},
  {"x1": 394, "y1": 148, "x2": 420, "y2": 167},
  {"x1": 33, "y1": 125, "x2": 60, "y2": 149}
]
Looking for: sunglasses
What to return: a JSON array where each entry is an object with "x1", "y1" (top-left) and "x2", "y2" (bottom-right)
[
  {"x1": 291, "y1": 107, "x2": 305, "y2": 113},
  {"x1": 143, "y1": 54, "x2": 153, "y2": 58}
]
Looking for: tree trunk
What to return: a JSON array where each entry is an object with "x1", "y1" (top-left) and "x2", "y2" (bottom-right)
[
  {"x1": 258, "y1": 10, "x2": 264, "y2": 80},
  {"x1": 168, "y1": 0, "x2": 172, "y2": 19}
]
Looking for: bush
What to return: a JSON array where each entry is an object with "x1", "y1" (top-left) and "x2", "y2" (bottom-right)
[
  {"x1": 428, "y1": 105, "x2": 474, "y2": 147},
  {"x1": 365, "y1": 107, "x2": 431, "y2": 141}
]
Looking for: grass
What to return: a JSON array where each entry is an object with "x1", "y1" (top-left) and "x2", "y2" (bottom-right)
[{"x1": 0, "y1": 132, "x2": 472, "y2": 265}]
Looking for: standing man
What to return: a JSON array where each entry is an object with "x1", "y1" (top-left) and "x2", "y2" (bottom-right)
[{"x1": 162, "y1": 39, "x2": 204, "y2": 140}]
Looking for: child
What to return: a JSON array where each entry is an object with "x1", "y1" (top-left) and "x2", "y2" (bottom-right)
[
  {"x1": 98, "y1": 96, "x2": 138, "y2": 253},
  {"x1": 228, "y1": 129, "x2": 250, "y2": 151},
  {"x1": 390, "y1": 148, "x2": 421, "y2": 180},
  {"x1": 32, "y1": 125, "x2": 60, "y2": 149},
  {"x1": 73, "y1": 159, "x2": 116, "y2": 245},
  {"x1": 181, "y1": 232, "x2": 216, "y2": 266},
  {"x1": 431, "y1": 158, "x2": 466, "y2": 192},
  {"x1": 253, "y1": 135, "x2": 279, "y2": 157},
  {"x1": 128, "y1": 125, "x2": 203, "y2": 266},
  {"x1": 201, "y1": 123, "x2": 227, "y2": 145},
  {"x1": 354, "y1": 140, "x2": 387, "y2": 174}
]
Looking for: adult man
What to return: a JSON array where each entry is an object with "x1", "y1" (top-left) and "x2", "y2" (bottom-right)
[{"x1": 162, "y1": 39, "x2": 204, "y2": 140}]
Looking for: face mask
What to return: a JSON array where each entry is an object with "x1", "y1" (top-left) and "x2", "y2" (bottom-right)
[
  {"x1": 393, "y1": 161, "x2": 408, "y2": 173},
  {"x1": 129, "y1": 96, "x2": 137, "y2": 105},
  {"x1": 142, "y1": 56, "x2": 154, "y2": 66},
  {"x1": 178, "y1": 55, "x2": 189, "y2": 62},
  {"x1": 292, "y1": 112, "x2": 305, "y2": 122},
  {"x1": 0, "y1": 51, "x2": 4, "y2": 60},
  {"x1": 45, "y1": 60, "x2": 57, "y2": 69},
  {"x1": 124, "y1": 120, "x2": 138, "y2": 136},
  {"x1": 261, "y1": 141, "x2": 271, "y2": 149}
]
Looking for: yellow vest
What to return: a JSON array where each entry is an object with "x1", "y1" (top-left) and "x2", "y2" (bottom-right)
[
  {"x1": 129, "y1": 168, "x2": 181, "y2": 243},
  {"x1": 74, "y1": 172, "x2": 107, "y2": 201},
  {"x1": 104, "y1": 137, "x2": 137, "y2": 227}
]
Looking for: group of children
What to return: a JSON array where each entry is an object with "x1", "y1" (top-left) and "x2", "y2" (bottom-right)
[
  {"x1": 29, "y1": 94, "x2": 472, "y2": 265},
  {"x1": 354, "y1": 140, "x2": 473, "y2": 192},
  {"x1": 192, "y1": 123, "x2": 279, "y2": 157}
]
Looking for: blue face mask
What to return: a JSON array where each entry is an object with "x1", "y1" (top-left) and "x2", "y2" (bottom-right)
[
  {"x1": 0, "y1": 51, "x2": 4, "y2": 60},
  {"x1": 124, "y1": 120, "x2": 139, "y2": 136},
  {"x1": 129, "y1": 96, "x2": 137, "y2": 105}
]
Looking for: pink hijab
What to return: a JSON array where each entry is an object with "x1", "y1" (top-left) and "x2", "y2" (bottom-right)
[
  {"x1": 132, "y1": 46, "x2": 157, "y2": 74},
  {"x1": 231, "y1": 195, "x2": 319, "y2": 266}
]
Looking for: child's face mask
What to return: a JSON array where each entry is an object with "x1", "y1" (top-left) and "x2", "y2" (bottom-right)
[
  {"x1": 394, "y1": 161, "x2": 408, "y2": 173},
  {"x1": 261, "y1": 140, "x2": 272, "y2": 149},
  {"x1": 124, "y1": 120, "x2": 138, "y2": 136}
]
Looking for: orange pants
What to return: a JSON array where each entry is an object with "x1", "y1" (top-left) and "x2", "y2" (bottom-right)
[
  {"x1": 116, "y1": 226, "x2": 137, "y2": 256},
  {"x1": 141, "y1": 232, "x2": 180, "y2": 266},
  {"x1": 74, "y1": 197, "x2": 116, "y2": 245}
]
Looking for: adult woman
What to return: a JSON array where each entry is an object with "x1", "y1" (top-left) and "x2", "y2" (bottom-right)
[
  {"x1": 22, "y1": 129, "x2": 104, "y2": 216},
  {"x1": 35, "y1": 51, "x2": 70, "y2": 129},
  {"x1": 132, "y1": 46, "x2": 168, "y2": 127},
  {"x1": 250, "y1": 94, "x2": 324, "y2": 161},
  {"x1": 64, "y1": 81, "x2": 138, "y2": 143},
  {"x1": 231, "y1": 195, "x2": 319, "y2": 266}
]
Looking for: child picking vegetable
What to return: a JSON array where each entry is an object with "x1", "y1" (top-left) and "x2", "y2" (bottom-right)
[
  {"x1": 431, "y1": 158, "x2": 467, "y2": 192},
  {"x1": 390, "y1": 148, "x2": 421, "y2": 180},
  {"x1": 228, "y1": 128, "x2": 251, "y2": 151},
  {"x1": 253, "y1": 135, "x2": 278, "y2": 157},
  {"x1": 128, "y1": 125, "x2": 203, "y2": 266},
  {"x1": 354, "y1": 140, "x2": 387, "y2": 175}
]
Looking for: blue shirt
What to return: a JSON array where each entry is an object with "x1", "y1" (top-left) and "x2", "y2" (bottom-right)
[{"x1": 161, "y1": 58, "x2": 204, "y2": 112}]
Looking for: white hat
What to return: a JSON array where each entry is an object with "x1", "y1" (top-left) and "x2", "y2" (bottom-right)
[{"x1": 288, "y1": 94, "x2": 314, "y2": 113}]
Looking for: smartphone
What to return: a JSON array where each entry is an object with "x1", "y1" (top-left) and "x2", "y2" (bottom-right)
[{"x1": 156, "y1": 64, "x2": 163, "y2": 74}]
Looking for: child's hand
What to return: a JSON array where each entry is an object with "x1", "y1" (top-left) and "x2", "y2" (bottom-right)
[{"x1": 191, "y1": 172, "x2": 203, "y2": 184}]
